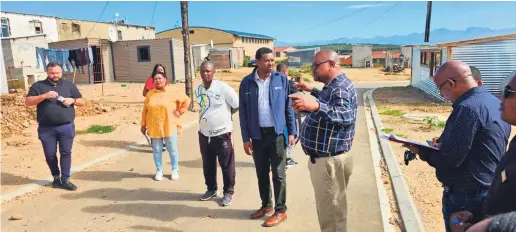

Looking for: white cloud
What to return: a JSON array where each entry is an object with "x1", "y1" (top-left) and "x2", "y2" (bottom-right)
[{"x1": 347, "y1": 3, "x2": 384, "y2": 9}]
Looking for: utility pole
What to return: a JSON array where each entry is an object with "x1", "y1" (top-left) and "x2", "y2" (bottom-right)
[
  {"x1": 180, "y1": 1, "x2": 194, "y2": 111},
  {"x1": 424, "y1": 1, "x2": 432, "y2": 42}
]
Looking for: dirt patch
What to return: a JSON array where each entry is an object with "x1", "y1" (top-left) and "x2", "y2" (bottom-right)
[
  {"x1": 373, "y1": 87, "x2": 516, "y2": 232},
  {"x1": 1, "y1": 90, "x2": 122, "y2": 139}
]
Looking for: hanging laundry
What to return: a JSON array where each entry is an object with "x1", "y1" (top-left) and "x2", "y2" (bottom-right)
[
  {"x1": 88, "y1": 47, "x2": 94, "y2": 65},
  {"x1": 81, "y1": 48, "x2": 88, "y2": 65}
]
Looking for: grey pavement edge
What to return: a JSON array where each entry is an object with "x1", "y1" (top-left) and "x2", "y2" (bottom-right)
[
  {"x1": 367, "y1": 89, "x2": 426, "y2": 232},
  {"x1": 363, "y1": 90, "x2": 395, "y2": 232},
  {"x1": 1, "y1": 121, "x2": 198, "y2": 203}
]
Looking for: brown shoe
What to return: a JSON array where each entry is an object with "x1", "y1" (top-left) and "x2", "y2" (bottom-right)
[
  {"x1": 250, "y1": 207, "x2": 274, "y2": 219},
  {"x1": 263, "y1": 212, "x2": 287, "y2": 227}
]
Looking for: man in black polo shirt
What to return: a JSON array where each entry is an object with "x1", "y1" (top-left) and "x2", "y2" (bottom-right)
[{"x1": 25, "y1": 62, "x2": 85, "y2": 191}]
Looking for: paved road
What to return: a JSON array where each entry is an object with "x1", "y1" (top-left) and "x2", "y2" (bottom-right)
[{"x1": 1, "y1": 81, "x2": 409, "y2": 232}]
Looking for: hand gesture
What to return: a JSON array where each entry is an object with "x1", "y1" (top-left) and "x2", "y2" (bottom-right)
[
  {"x1": 292, "y1": 76, "x2": 313, "y2": 92},
  {"x1": 44, "y1": 91, "x2": 58, "y2": 99},
  {"x1": 62, "y1": 98, "x2": 75, "y2": 107},
  {"x1": 289, "y1": 95, "x2": 319, "y2": 113}
]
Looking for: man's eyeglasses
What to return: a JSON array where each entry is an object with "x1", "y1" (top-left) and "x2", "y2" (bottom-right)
[
  {"x1": 503, "y1": 85, "x2": 516, "y2": 99},
  {"x1": 311, "y1": 60, "x2": 331, "y2": 70},
  {"x1": 438, "y1": 79, "x2": 456, "y2": 91}
]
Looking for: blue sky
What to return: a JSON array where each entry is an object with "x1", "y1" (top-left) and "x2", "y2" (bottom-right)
[{"x1": 2, "y1": 1, "x2": 515, "y2": 43}]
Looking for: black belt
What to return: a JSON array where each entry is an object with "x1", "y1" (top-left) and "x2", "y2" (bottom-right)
[
  {"x1": 308, "y1": 152, "x2": 345, "y2": 164},
  {"x1": 260, "y1": 127, "x2": 275, "y2": 134}
]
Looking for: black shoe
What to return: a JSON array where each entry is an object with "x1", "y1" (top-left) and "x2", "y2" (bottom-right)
[
  {"x1": 200, "y1": 190, "x2": 218, "y2": 201},
  {"x1": 221, "y1": 193, "x2": 233, "y2": 207},
  {"x1": 60, "y1": 180, "x2": 78, "y2": 191},
  {"x1": 52, "y1": 177, "x2": 62, "y2": 188}
]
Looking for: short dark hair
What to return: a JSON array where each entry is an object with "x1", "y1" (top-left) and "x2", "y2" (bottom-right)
[
  {"x1": 255, "y1": 47, "x2": 273, "y2": 60},
  {"x1": 470, "y1": 66, "x2": 482, "y2": 81},
  {"x1": 153, "y1": 71, "x2": 167, "y2": 79},
  {"x1": 276, "y1": 63, "x2": 287, "y2": 72},
  {"x1": 200, "y1": 60, "x2": 214, "y2": 71},
  {"x1": 151, "y1": 64, "x2": 167, "y2": 78},
  {"x1": 46, "y1": 62, "x2": 62, "y2": 69}
]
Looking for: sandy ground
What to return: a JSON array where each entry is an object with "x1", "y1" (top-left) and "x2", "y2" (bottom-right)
[{"x1": 373, "y1": 87, "x2": 516, "y2": 232}]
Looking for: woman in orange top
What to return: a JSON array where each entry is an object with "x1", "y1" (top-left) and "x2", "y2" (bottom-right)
[{"x1": 141, "y1": 72, "x2": 190, "y2": 181}]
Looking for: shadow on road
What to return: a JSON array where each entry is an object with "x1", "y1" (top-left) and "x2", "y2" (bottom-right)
[
  {"x1": 61, "y1": 187, "x2": 201, "y2": 202},
  {"x1": 79, "y1": 140, "x2": 142, "y2": 149},
  {"x1": 82, "y1": 202, "x2": 255, "y2": 222},
  {"x1": 1, "y1": 173, "x2": 39, "y2": 186},
  {"x1": 72, "y1": 171, "x2": 153, "y2": 182}
]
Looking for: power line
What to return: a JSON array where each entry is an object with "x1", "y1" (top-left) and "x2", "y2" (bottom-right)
[
  {"x1": 360, "y1": 1, "x2": 402, "y2": 29},
  {"x1": 297, "y1": 1, "x2": 383, "y2": 33},
  {"x1": 86, "y1": 1, "x2": 110, "y2": 38},
  {"x1": 150, "y1": 1, "x2": 158, "y2": 27}
]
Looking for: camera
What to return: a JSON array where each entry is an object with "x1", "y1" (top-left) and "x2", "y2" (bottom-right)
[{"x1": 404, "y1": 150, "x2": 417, "y2": 166}]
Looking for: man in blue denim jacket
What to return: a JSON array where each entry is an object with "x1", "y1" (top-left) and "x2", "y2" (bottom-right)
[{"x1": 238, "y1": 47, "x2": 296, "y2": 227}]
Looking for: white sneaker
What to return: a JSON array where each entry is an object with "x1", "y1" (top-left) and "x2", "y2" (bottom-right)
[
  {"x1": 171, "y1": 170, "x2": 179, "y2": 180},
  {"x1": 155, "y1": 171, "x2": 163, "y2": 181}
]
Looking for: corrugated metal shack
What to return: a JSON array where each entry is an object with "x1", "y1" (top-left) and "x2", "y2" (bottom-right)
[
  {"x1": 410, "y1": 34, "x2": 516, "y2": 101},
  {"x1": 285, "y1": 47, "x2": 320, "y2": 68}
]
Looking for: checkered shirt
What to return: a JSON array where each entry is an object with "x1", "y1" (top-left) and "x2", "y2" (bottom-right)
[{"x1": 300, "y1": 73, "x2": 358, "y2": 156}]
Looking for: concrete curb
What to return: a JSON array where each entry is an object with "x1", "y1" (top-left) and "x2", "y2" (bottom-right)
[
  {"x1": 363, "y1": 90, "x2": 395, "y2": 232},
  {"x1": 366, "y1": 89, "x2": 426, "y2": 232},
  {"x1": 2, "y1": 120, "x2": 198, "y2": 203}
]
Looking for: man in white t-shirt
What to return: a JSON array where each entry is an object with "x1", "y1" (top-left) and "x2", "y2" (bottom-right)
[{"x1": 195, "y1": 60, "x2": 239, "y2": 207}]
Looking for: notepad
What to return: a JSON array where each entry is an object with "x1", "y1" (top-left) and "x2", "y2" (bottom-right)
[{"x1": 380, "y1": 134, "x2": 440, "y2": 151}]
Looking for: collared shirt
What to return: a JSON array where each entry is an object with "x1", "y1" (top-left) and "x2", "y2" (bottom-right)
[
  {"x1": 141, "y1": 85, "x2": 191, "y2": 138},
  {"x1": 419, "y1": 86, "x2": 511, "y2": 193},
  {"x1": 482, "y1": 136, "x2": 516, "y2": 217},
  {"x1": 254, "y1": 71, "x2": 274, "y2": 127},
  {"x1": 27, "y1": 78, "x2": 83, "y2": 126},
  {"x1": 194, "y1": 80, "x2": 239, "y2": 137},
  {"x1": 300, "y1": 73, "x2": 358, "y2": 156}
]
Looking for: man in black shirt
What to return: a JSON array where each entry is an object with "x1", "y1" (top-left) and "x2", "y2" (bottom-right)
[
  {"x1": 450, "y1": 71, "x2": 516, "y2": 232},
  {"x1": 25, "y1": 62, "x2": 85, "y2": 191}
]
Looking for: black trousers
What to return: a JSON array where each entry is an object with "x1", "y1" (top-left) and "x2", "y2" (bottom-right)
[
  {"x1": 199, "y1": 132, "x2": 236, "y2": 194},
  {"x1": 252, "y1": 127, "x2": 287, "y2": 213}
]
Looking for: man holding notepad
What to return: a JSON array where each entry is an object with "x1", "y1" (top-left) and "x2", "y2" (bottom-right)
[{"x1": 401, "y1": 61, "x2": 511, "y2": 232}]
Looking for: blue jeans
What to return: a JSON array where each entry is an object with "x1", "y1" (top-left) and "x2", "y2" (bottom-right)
[
  {"x1": 442, "y1": 188, "x2": 487, "y2": 232},
  {"x1": 150, "y1": 129, "x2": 179, "y2": 172}
]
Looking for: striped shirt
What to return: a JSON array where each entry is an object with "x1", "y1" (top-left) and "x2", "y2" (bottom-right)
[
  {"x1": 254, "y1": 71, "x2": 275, "y2": 127},
  {"x1": 300, "y1": 73, "x2": 358, "y2": 156}
]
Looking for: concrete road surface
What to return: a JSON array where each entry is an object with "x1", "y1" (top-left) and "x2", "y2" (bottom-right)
[{"x1": 1, "y1": 81, "x2": 409, "y2": 232}]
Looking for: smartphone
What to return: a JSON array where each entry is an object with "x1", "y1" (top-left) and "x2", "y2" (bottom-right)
[
  {"x1": 294, "y1": 76, "x2": 301, "y2": 82},
  {"x1": 426, "y1": 140, "x2": 433, "y2": 146}
]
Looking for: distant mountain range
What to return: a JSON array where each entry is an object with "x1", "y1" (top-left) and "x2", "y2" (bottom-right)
[{"x1": 275, "y1": 27, "x2": 516, "y2": 47}]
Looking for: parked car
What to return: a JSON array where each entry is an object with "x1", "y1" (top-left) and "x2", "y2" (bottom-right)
[{"x1": 247, "y1": 59, "x2": 256, "y2": 67}]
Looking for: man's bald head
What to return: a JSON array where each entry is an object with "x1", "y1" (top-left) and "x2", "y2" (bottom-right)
[
  {"x1": 312, "y1": 50, "x2": 341, "y2": 84},
  {"x1": 433, "y1": 60, "x2": 478, "y2": 102}
]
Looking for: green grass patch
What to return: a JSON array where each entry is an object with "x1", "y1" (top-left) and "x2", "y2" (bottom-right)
[
  {"x1": 382, "y1": 128, "x2": 394, "y2": 134},
  {"x1": 424, "y1": 116, "x2": 446, "y2": 129},
  {"x1": 395, "y1": 133, "x2": 407, "y2": 138},
  {"x1": 380, "y1": 109, "x2": 405, "y2": 117},
  {"x1": 76, "y1": 125, "x2": 116, "y2": 135}
]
